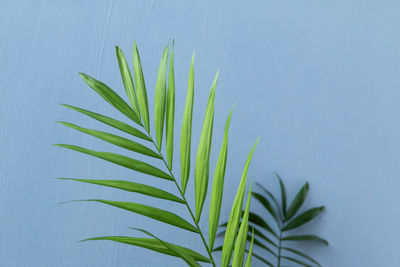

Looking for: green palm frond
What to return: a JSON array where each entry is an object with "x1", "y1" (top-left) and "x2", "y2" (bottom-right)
[
  {"x1": 216, "y1": 174, "x2": 328, "y2": 267},
  {"x1": 58, "y1": 42, "x2": 258, "y2": 266}
]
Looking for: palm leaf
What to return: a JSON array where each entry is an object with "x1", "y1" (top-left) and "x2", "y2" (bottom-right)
[
  {"x1": 285, "y1": 182, "x2": 309, "y2": 221},
  {"x1": 61, "y1": 104, "x2": 150, "y2": 141},
  {"x1": 55, "y1": 144, "x2": 172, "y2": 180},
  {"x1": 195, "y1": 71, "x2": 218, "y2": 222},
  {"x1": 58, "y1": 178, "x2": 184, "y2": 203},
  {"x1": 59, "y1": 43, "x2": 260, "y2": 267},
  {"x1": 180, "y1": 53, "x2": 195, "y2": 194},
  {"x1": 154, "y1": 45, "x2": 169, "y2": 150},
  {"x1": 283, "y1": 206, "x2": 324, "y2": 231},
  {"x1": 166, "y1": 42, "x2": 175, "y2": 169},
  {"x1": 58, "y1": 122, "x2": 161, "y2": 159},
  {"x1": 132, "y1": 41, "x2": 150, "y2": 131},
  {"x1": 86, "y1": 199, "x2": 198, "y2": 233},
  {"x1": 217, "y1": 175, "x2": 327, "y2": 266},
  {"x1": 82, "y1": 236, "x2": 211, "y2": 263},
  {"x1": 115, "y1": 46, "x2": 140, "y2": 119},
  {"x1": 232, "y1": 183, "x2": 252, "y2": 266},
  {"x1": 79, "y1": 72, "x2": 140, "y2": 125},
  {"x1": 133, "y1": 228, "x2": 201, "y2": 267},
  {"x1": 220, "y1": 138, "x2": 259, "y2": 267},
  {"x1": 209, "y1": 108, "x2": 233, "y2": 251}
]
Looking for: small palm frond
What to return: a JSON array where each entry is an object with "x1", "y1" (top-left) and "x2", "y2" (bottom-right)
[
  {"x1": 58, "y1": 42, "x2": 259, "y2": 266},
  {"x1": 217, "y1": 174, "x2": 328, "y2": 267}
]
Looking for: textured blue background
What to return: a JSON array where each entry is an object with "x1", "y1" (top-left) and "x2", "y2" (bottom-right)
[{"x1": 1, "y1": 1, "x2": 400, "y2": 266}]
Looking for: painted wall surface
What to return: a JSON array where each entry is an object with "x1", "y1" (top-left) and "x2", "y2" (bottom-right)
[{"x1": 1, "y1": 1, "x2": 400, "y2": 266}]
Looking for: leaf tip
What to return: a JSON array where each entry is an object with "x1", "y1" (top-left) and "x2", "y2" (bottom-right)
[
  {"x1": 78, "y1": 238, "x2": 91, "y2": 243},
  {"x1": 191, "y1": 51, "x2": 195, "y2": 62},
  {"x1": 215, "y1": 69, "x2": 220, "y2": 78}
]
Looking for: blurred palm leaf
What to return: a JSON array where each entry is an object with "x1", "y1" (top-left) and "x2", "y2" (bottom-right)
[
  {"x1": 58, "y1": 42, "x2": 258, "y2": 266},
  {"x1": 216, "y1": 174, "x2": 328, "y2": 267}
]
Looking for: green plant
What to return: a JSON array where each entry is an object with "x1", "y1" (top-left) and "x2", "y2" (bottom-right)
[
  {"x1": 57, "y1": 42, "x2": 259, "y2": 266},
  {"x1": 216, "y1": 173, "x2": 328, "y2": 267}
]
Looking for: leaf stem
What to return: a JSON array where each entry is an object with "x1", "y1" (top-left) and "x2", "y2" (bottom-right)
[
  {"x1": 277, "y1": 228, "x2": 283, "y2": 267},
  {"x1": 147, "y1": 136, "x2": 217, "y2": 267}
]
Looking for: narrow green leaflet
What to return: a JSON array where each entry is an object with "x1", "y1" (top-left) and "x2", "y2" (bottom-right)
[
  {"x1": 282, "y1": 247, "x2": 322, "y2": 267},
  {"x1": 180, "y1": 53, "x2": 195, "y2": 193},
  {"x1": 87, "y1": 200, "x2": 198, "y2": 233},
  {"x1": 217, "y1": 246, "x2": 275, "y2": 267},
  {"x1": 249, "y1": 234, "x2": 277, "y2": 256},
  {"x1": 232, "y1": 183, "x2": 252, "y2": 267},
  {"x1": 211, "y1": 245, "x2": 222, "y2": 252},
  {"x1": 281, "y1": 256, "x2": 312, "y2": 267},
  {"x1": 285, "y1": 182, "x2": 309, "y2": 221},
  {"x1": 215, "y1": 232, "x2": 276, "y2": 257},
  {"x1": 55, "y1": 144, "x2": 172, "y2": 180},
  {"x1": 58, "y1": 178, "x2": 184, "y2": 203},
  {"x1": 249, "y1": 252, "x2": 274, "y2": 267},
  {"x1": 166, "y1": 42, "x2": 175, "y2": 169},
  {"x1": 215, "y1": 244, "x2": 274, "y2": 267},
  {"x1": 209, "y1": 108, "x2": 233, "y2": 251},
  {"x1": 220, "y1": 138, "x2": 259, "y2": 267},
  {"x1": 132, "y1": 41, "x2": 150, "y2": 131},
  {"x1": 256, "y1": 182, "x2": 283, "y2": 220},
  {"x1": 248, "y1": 227, "x2": 277, "y2": 248},
  {"x1": 195, "y1": 71, "x2": 218, "y2": 222},
  {"x1": 154, "y1": 45, "x2": 169, "y2": 150},
  {"x1": 216, "y1": 229, "x2": 276, "y2": 256},
  {"x1": 82, "y1": 236, "x2": 211, "y2": 263},
  {"x1": 251, "y1": 192, "x2": 279, "y2": 225},
  {"x1": 283, "y1": 206, "x2": 324, "y2": 231},
  {"x1": 115, "y1": 46, "x2": 140, "y2": 119},
  {"x1": 79, "y1": 72, "x2": 140, "y2": 125},
  {"x1": 61, "y1": 104, "x2": 150, "y2": 141},
  {"x1": 282, "y1": 234, "x2": 329, "y2": 246},
  {"x1": 58, "y1": 122, "x2": 161, "y2": 159},
  {"x1": 134, "y1": 228, "x2": 201, "y2": 267},
  {"x1": 248, "y1": 212, "x2": 278, "y2": 238},
  {"x1": 244, "y1": 228, "x2": 255, "y2": 267},
  {"x1": 276, "y1": 173, "x2": 287, "y2": 218}
]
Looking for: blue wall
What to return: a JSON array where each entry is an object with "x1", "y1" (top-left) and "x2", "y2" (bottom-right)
[{"x1": 1, "y1": 1, "x2": 400, "y2": 266}]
